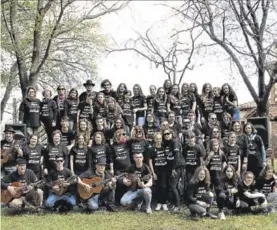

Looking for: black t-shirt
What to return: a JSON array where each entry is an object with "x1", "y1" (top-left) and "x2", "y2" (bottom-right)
[
  {"x1": 180, "y1": 93, "x2": 195, "y2": 117},
  {"x1": 121, "y1": 100, "x2": 134, "y2": 126},
  {"x1": 47, "y1": 168, "x2": 75, "y2": 195},
  {"x1": 149, "y1": 146, "x2": 167, "y2": 168},
  {"x1": 201, "y1": 95, "x2": 214, "y2": 117},
  {"x1": 61, "y1": 130, "x2": 75, "y2": 147},
  {"x1": 78, "y1": 102, "x2": 93, "y2": 121},
  {"x1": 187, "y1": 181, "x2": 211, "y2": 204},
  {"x1": 256, "y1": 177, "x2": 276, "y2": 196},
  {"x1": 183, "y1": 144, "x2": 205, "y2": 168},
  {"x1": 129, "y1": 139, "x2": 149, "y2": 160},
  {"x1": 222, "y1": 94, "x2": 237, "y2": 113},
  {"x1": 43, "y1": 143, "x2": 68, "y2": 170},
  {"x1": 247, "y1": 135, "x2": 264, "y2": 166},
  {"x1": 1, "y1": 139, "x2": 18, "y2": 169},
  {"x1": 67, "y1": 99, "x2": 79, "y2": 121},
  {"x1": 127, "y1": 163, "x2": 151, "y2": 179},
  {"x1": 168, "y1": 94, "x2": 182, "y2": 116},
  {"x1": 1, "y1": 169, "x2": 37, "y2": 189},
  {"x1": 110, "y1": 142, "x2": 131, "y2": 172},
  {"x1": 24, "y1": 144, "x2": 43, "y2": 173},
  {"x1": 221, "y1": 122, "x2": 231, "y2": 139},
  {"x1": 146, "y1": 95, "x2": 155, "y2": 113},
  {"x1": 69, "y1": 146, "x2": 90, "y2": 174},
  {"x1": 100, "y1": 90, "x2": 117, "y2": 100},
  {"x1": 207, "y1": 152, "x2": 226, "y2": 181},
  {"x1": 213, "y1": 96, "x2": 224, "y2": 119},
  {"x1": 143, "y1": 125, "x2": 159, "y2": 143},
  {"x1": 90, "y1": 144, "x2": 109, "y2": 164},
  {"x1": 93, "y1": 104, "x2": 108, "y2": 119},
  {"x1": 169, "y1": 123, "x2": 182, "y2": 138},
  {"x1": 223, "y1": 144, "x2": 241, "y2": 171},
  {"x1": 237, "y1": 181, "x2": 256, "y2": 200},
  {"x1": 153, "y1": 99, "x2": 167, "y2": 118},
  {"x1": 40, "y1": 99, "x2": 57, "y2": 120},
  {"x1": 132, "y1": 95, "x2": 146, "y2": 118},
  {"x1": 79, "y1": 91, "x2": 97, "y2": 103},
  {"x1": 19, "y1": 98, "x2": 41, "y2": 127}
]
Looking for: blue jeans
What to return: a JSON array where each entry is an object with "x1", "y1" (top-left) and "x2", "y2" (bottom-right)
[
  {"x1": 137, "y1": 117, "x2": 145, "y2": 126},
  {"x1": 233, "y1": 107, "x2": 240, "y2": 121},
  {"x1": 87, "y1": 194, "x2": 100, "y2": 210},
  {"x1": 120, "y1": 188, "x2": 152, "y2": 209},
  {"x1": 45, "y1": 194, "x2": 76, "y2": 208}
]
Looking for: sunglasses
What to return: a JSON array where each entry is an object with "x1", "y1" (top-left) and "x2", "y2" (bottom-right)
[{"x1": 164, "y1": 133, "x2": 171, "y2": 136}]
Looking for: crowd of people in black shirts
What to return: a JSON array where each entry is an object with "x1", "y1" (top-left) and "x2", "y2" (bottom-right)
[{"x1": 1, "y1": 79, "x2": 277, "y2": 220}]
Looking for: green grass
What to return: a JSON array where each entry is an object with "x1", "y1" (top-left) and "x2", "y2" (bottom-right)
[{"x1": 1, "y1": 210, "x2": 277, "y2": 230}]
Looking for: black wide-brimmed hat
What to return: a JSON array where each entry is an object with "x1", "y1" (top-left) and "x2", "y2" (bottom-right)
[
  {"x1": 3, "y1": 126, "x2": 16, "y2": 133},
  {"x1": 83, "y1": 80, "x2": 95, "y2": 87}
]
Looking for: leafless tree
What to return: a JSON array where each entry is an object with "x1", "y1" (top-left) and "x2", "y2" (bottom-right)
[
  {"x1": 1, "y1": 0, "x2": 128, "y2": 97},
  {"x1": 167, "y1": 0, "x2": 277, "y2": 116},
  {"x1": 108, "y1": 24, "x2": 203, "y2": 85}
]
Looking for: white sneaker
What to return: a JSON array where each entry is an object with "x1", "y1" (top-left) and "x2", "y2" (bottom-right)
[
  {"x1": 146, "y1": 207, "x2": 152, "y2": 214},
  {"x1": 155, "y1": 203, "x2": 162, "y2": 211},
  {"x1": 162, "y1": 204, "x2": 168, "y2": 211},
  {"x1": 218, "y1": 212, "x2": 226, "y2": 220}
]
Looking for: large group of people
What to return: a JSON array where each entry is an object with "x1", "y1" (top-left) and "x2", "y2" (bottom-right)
[{"x1": 1, "y1": 79, "x2": 277, "y2": 220}]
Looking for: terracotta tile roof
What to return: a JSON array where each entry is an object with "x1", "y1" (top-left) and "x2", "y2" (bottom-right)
[
  {"x1": 239, "y1": 101, "x2": 257, "y2": 110},
  {"x1": 239, "y1": 101, "x2": 277, "y2": 119},
  {"x1": 269, "y1": 104, "x2": 277, "y2": 119}
]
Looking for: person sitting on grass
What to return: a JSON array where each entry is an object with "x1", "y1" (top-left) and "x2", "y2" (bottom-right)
[
  {"x1": 1, "y1": 158, "x2": 43, "y2": 211},
  {"x1": 78, "y1": 158, "x2": 117, "y2": 212},
  {"x1": 237, "y1": 171, "x2": 268, "y2": 214},
  {"x1": 45, "y1": 155, "x2": 76, "y2": 213},
  {"x1": 256, "y1": 164, "x2": 277, "y2": 213},
  {"x1": 187, "y1": 166, "x2": 217, "y2": 220},
  {"x1": 120, "y1": 152, "x2": 153, "y2": 214}
]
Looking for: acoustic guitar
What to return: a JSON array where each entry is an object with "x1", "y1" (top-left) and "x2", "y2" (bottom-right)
[
  {"x1": 127, "y1": 173, "x2": 152, "y2": 191},
  {"x1": 78, "y1": 173, "x2": 125, "y2": 200},
  {"x1": 1, "y1": 180, "x2": 45, "y2": 204},
  {"x1": 50, "y1": 176, "x2": 77, "y2": 196}
]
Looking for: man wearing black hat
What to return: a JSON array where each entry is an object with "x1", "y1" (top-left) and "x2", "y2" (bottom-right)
[
  {"x1": 78, "y1": 158, "x2": 117, "y2": 212},
  {"x1": 79, "y1": 80, "x2": 97, "y2": 103},
  {"x1": 1, "y1": 127, "x2": 24, "y2": 177},
  {"x1": 1, "y1": 158, "x2": 43, "y2": 209}
]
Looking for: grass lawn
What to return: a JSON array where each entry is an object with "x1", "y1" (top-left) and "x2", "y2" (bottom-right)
[{"x1": 1, "y1": 209, "x2": 277, "y2": 230}]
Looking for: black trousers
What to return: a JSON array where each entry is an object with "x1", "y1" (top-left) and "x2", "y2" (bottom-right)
[
  {"x1": 169, "y1": 167, "x2": 183, "y2": 207},
  {"x1": 155, "y1": 167, "x2": 169, "y2": 204},
  {"x1": 217, "y1": 192, "x2": 236, "y2": 211},
  {"x1": 188, "y1": 192, "x2": 214, "y2": 215}
]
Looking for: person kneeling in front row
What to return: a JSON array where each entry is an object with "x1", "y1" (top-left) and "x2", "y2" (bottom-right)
[{"x1": 120, "y1": 151, "x2": 153, "y2": 214}]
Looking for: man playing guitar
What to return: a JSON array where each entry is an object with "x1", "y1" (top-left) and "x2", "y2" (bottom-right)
[
  {"x1": 1, "y1": 158, "x2": 43, "y2": 209},
  {"x1": 45, "y1": 155, "x2": 76, "y2": 212},
  {"x1": 78, "y1": 158, "x2": 117, "y2": 212},
  {"x1": 120, "y1": 152, "x2": 153, "y2": 214},
  {"x1": 1, "y1": 127, "x2": 24, "y2": 178}
]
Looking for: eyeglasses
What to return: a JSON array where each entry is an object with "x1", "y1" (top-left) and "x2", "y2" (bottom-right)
[
  {"x1": 58, "y1": 88, "x2": 65, "y2": 90},
  {"x1": 164, "y1": 133, "x2": 171, "y2": 136},
  {"x1": 56, "y1": 160, "x2": 63, "y2": 163}
]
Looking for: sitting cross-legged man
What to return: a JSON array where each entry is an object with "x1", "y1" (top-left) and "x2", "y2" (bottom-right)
[
  {"x1": 78, "y1": 158, "x2": 118, "y2": 212},
  {"x1": 45, "y1": 155, "x2": 77, "y2": 213},
  {"x1": 1, "y1": 158, "x2": 43, "y2": 211},
  {"x1": 120, "y1": 151, "x2": 153, "y2": 214}
]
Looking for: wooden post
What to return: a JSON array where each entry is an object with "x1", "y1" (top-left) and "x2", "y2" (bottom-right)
[{"x1": 12, "y1": 98, "x2": 17, "y2": 123}]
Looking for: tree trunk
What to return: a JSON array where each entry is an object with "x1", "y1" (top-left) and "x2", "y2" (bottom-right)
[
  {"x1": 256, "y1": 100, "x2": 268, "y2": 117},
  {"x1": 1, "y1": 78, "x2": 15, "y2": 121}
]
